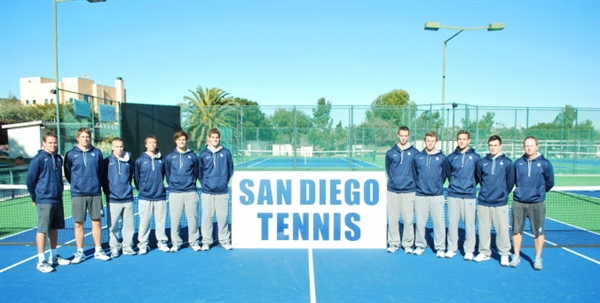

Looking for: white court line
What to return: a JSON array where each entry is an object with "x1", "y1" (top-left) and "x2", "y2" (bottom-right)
[
  {"x1": 308, "y1": 248, "x2": 317, "y2": 303},
  {"x1": 520, "y1": 229, "x2": 600, "y2": 265},
  {"x1": 0, "y1": 216, "x2": 116, "y2": 273}
]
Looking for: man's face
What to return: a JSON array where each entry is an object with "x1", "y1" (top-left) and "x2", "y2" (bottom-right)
[
  {"x1": 207, "y1": 133, "x2": 220, "y2": 148},
  {"x1": 424, "y1": 135, "x2": 437, "y2": 152},
  {"x1": 145, "y1": 138, "x2": 157, "y2": 153},
  {"x1": 175, "y1": 136, "x2": 187, "y2": 150},
  {"x1": 111, "y1": 140, "x2": 124, "y2": 157},
  {"x1": 398, "y1": 130, "x2": 410, "y2": 146},
  {"x1": 43, "y1": 136, "x2": 58, "y2": 154},
  {"x1": 488, "y1": 139, "x2": 502, "y2": 157},
  {"x1": 524, "y1": 138, "x2": 538, "y2": 158},
  {"x1": 457, "y1": 133, "x2": 470, "y2": 150},
  {"x1": 77, "y1": 131, "x2": 91, "y2": 148}
]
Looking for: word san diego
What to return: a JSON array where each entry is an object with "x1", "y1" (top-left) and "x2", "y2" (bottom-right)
[{"x1": 237, "y1": 178, "x2": 381, "y2": 241}]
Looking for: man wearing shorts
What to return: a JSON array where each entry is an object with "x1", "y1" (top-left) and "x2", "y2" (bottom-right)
[
  {"x1": 385, "y1": 126, "x2": 419, "y2": 254},
  {"x1": 511, "y1": 136, "x2": 555, "y2": 270},
  {"x1": 26, "y1": 132, "x2": 71, "y2": 273},
  {"x1": 64, "y1": 127, "x2": 110, "y2": 263}
]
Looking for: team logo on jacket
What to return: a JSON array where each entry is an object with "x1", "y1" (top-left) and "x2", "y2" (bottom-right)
[
  {"x1": 537, "y1": 163, "x2": 541, "y2": 167},
  {"x1": 220, "y1": 154, "x2": 224, "y2": 158},
  {"x1": 500, "y1": 161, "x2": 504, "y2": 166},
  {"x1": 91, "y1": 152, "x2": 96, "y2": 157},
  {"x1": 188, "y1": 155, "x2": 192, "y2": 159},
  {"x1": 436, "y1": 157, "x2": 439, "y2": 161}
]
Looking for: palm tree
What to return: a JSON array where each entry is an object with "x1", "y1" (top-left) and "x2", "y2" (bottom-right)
[{"x1": 183, "y1": 86, "x2": 238, "y2": 149}]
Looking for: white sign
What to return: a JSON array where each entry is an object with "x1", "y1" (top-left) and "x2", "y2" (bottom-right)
[{"x1": 232, "y1": 171, "x2": 387, "y2": 249}]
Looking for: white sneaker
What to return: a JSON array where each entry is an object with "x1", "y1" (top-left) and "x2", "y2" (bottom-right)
[
  {"x1": 71, "y1": 251, "x2": 85, "y2": 264},
  {"x1": 122, "y1": 247, "x2": 137, "y2": 256},
  {"x1": 473, "y1": 253, "x2": 490, "y2": 262},
  {"x1": 170, "y1": 245, "x2": 180, "y2": 253},
  {"x1": 444, "y1": 250, "x2": 456, "y2": 258},
  {"x1": 158, "y1": 241, "x2": 170, "y2": 253},
  {"x1": 94, "y1": 250, "x2": 111, "y2": 261},
  {"x1": 110, "y1": 249, "x2": 120, "y2": 258},
  {"x1": 37, "y1": 261, "x2": 54, "y2": 273},
  {"x1": 138, "y1": 245, "x2": 149, "y2": 255},
  {"x1": 413, "y1": 247, "x2": 425, "y2": 256},
  {"x1": 404, "y1": 247, "x2": 413, "y2": 254},
  {"x1": 51, "y1": 254, "x2": 71, "y2": 266},
  {"x1": 509, "y1": 255, "x2": 521, "y2": 268},
  {"x1": 436, "y1": 250, "x2": 445, "y2": 258},
  {"x1": 222, "y1": 243, "x2": 233, "y2": 251},
  {"x1": 190, "y1": 244, "x2": 201, "y2": 252},
  {"x1": 201, "y1": 244, "x2": 210, "y2": 251},
  {"x1": 463, "y1": 252, "x2": 474, "y2": 261},
  {"x1": 386, "y1": 245, "x2": 399, "y2": 253},
  {"x1": 501, "y1": 255, "x2": 510, "y2": 267}
]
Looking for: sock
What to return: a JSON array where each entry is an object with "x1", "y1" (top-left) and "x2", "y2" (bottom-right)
[
  {"x1": 77, "y1": 248, "x2": 84, "y2": 253},
  {"x1": 38, "y1": 253, "x2": 45, "y2": 264},
  {"x1": 95, "y1": 246, "x2": 102, "y2": 253}
]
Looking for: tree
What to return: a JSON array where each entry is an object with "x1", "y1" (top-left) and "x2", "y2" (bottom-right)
[
  {"x1": 308, "y1": 98, "x2": 333, "y2": 150},
  {"x1": 268, "y1": 108, "x2": 312, "y2": 146},
  {"x1": 183, "y1": 86, "x2": 238, "y2": 149},
  {"x1": 365, "y1": 89, "x2": 416, "y2": 126}
]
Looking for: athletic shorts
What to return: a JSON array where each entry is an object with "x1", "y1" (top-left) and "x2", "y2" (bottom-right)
[
  {"x1": 511, "y1": 201, "x2": 546, "y2": 236},
  {"x1": 72, "y1": 195, "x2": 103, "y2": 222},
  {"x1": 37, "y1": 203, "x2": 65, "y2": 233}
]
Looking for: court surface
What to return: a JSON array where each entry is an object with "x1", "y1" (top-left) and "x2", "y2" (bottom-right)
[{"x1": 1, "y1": 227, "x2": 599, "y2": 303}]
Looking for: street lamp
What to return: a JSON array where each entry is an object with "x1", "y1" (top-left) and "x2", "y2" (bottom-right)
[
  {"x1": 424, "y1": 21, "x2": 505, "y2": 152},
  {"x1": 53, "y1": 0, "x2": 106, "y2": 154}
]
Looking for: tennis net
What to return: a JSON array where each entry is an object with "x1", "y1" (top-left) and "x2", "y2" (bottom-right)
[{"x1": 0, "y1": 185, "x2": 598, "y2": 247}]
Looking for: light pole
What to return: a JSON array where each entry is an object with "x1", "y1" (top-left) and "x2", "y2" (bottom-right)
[
  {"x1": 424, "y1": 21, "x2": 505, "y2": 152},
  {"x1": 53, "y1": 0, "x2": 106, "y2": 154}
]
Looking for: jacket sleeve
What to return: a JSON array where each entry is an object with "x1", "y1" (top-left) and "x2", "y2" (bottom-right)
[
  {"x1": 63, "y1": 151, "x2": 72, "y2": 184},
  {"x1": 133, "y1": 158, "x2": 141, "y2": 190},
  {"x1": 227, "y1": 151, "x2": 234, "y2": 182},
  {"x1": 26, "y1": 156, "x2": 40, "y2": 202},
  {"x1": 544, "y1": 160, "x2": 555, "y2": 192},
  {"x1": 505, "y1": 161, "x2": 515, "y2": 193},
  {"x1": 101, "y1": 158, "x2": 109, "y2": 197}
]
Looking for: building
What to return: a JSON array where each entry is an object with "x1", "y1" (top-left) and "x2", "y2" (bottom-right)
[{"x1": 19, "y1": 76, "x2": 126, "y2": 107}]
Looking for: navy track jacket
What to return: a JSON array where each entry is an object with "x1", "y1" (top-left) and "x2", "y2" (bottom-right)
[
  {"x1": 134, "y1": 151, "x2": 167, "y2": 201},
  {"x1": 102, "y1": 151, "x2": 134, "y2": 203},
  {"x1": 164, "y1": 149, "x2": 199, "y2": 193},
  {"x1": 26, "y1": 149, "x2": 64, "y2": 204},
  {"x1": 385, "y1": 143, "x2": 419, "y2": 193},
  {"x1": 446, "y1": 147, "x2": 481, "y2": 199},
  {"x1": 64, "y1": 145, "x2": 103, "y2": 197},
  {"x1": 412, "y1": 149, "x2": 448, "y2": 196},
  {"x1": 198, "y1": 145, "x2": 234, "y2": 195},
  {"x1": 475, "y1": 153, "x2": 514, "y2": 206},
  {"x1": 513, "y1": 153, "x2": 554, "y2": 203}
]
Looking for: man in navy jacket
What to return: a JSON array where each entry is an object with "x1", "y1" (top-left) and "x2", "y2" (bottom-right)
[
  {"x1": 27, "y1": 132, "x2": 70, "y2": 272},
  {"x1": 64, "y1": 127, "x2": 109, "y2": 263},
  {"x1": 511, "y1": 136, "x2": 554, "y2": 270}
]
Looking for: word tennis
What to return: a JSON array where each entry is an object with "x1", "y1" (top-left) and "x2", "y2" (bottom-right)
[{"x1": 232, "y1": 172, "x2": 387, "y2": 249}]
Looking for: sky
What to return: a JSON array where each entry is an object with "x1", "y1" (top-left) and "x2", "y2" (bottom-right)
[{"x1": 1, "y1": 0, "x2": 599, "y2": 112}]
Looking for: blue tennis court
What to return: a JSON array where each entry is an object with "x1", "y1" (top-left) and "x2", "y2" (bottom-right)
[
  {"x1": 236, "y1": 156, "x2": 381, "y2": 169},
  {"x1": 1, "y1": 204, "x2": 599, "y2": 302}
]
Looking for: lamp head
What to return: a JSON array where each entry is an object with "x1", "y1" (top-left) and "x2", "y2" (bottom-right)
[
  {"x1": 487, "y1": 22, "x2": 505, "y2": 31},
  {"x1": 424, "y1": 21, "x2": 441, "y2": 31}
]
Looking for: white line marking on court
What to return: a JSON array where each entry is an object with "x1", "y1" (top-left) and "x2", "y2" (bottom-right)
[
  {"x1": 308, "y1": 248, "x2": 317, "y2": 303},
  {"x1": 0, "y1": 225, "x2": 108, "y2": 273},
  {"x1": 522, "y1": 230, "x2": 600, "y2": 265}
]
